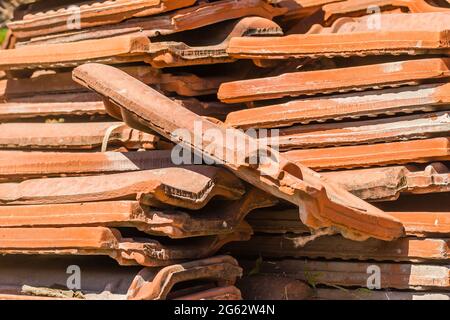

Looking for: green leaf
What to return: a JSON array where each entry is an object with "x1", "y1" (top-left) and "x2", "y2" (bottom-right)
[
  {"x1": 248, "y1": 255, "x2": 263, "y2": 276},
  {"x1": 0, "y1": 28, "x2": 7, "y2": 45}
]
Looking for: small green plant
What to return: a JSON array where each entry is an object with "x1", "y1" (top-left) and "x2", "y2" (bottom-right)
[
  {"x1": 248, "y1": 255, "x2": 263, "y2": 276},
  {"x1": 304, "y1": 270, "x2": 323, "y2": 289},
  {"x1": 0, "y1": 28, "x2": 7, "y2": 45}
]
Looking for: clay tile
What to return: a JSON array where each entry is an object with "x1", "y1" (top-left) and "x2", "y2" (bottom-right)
[
  {"x1": 323, "y1": 162, "x2": 450, "y2": 201},
  {"x1": 0, "y1": 17, "x2": 282, "y2": 70},
  {"x1": 0, "y1": 122, "x2": 159, "y2": 150},
  {"x1": 247, "y1": 206, "x2": 450, "y2": 236},
  {"x1": 238, "y1": 259, "x2": 450, "y2": 290},
  {"x1": 0, "y1": 255, "x2": 242, "y2": 300},
  {"x1": 218, "y1": 58, "x2": 450, "y2": 103},
  {"x1": 225, "y1": 82, "x2": 450, "y2": 129},
  {"x1": 0, "y1": 226, "x2": 251, "y2": 267},
  {"x1": 283, "y1": 137, "x2": 450, "y2": 170},
  {"x1": 7, "y1": 0, "x2": 197, "y2": 39},
  {"x1": 18, "y1": 0, "x2": 286, "y2": 45},
  {"x1": 227, "y1": 234, "x2": 450, "y2": 262},
  {"x1": 0, "y1": 166, "x2": 245, "y2": 209},
  {"x1": 272, "y1": 111, "x2": 450, "y2": 150},
  {"x1": 0, "y1": 189, "x2": 276, "y2": 238},
  {"x1": 72, "y1": 63, "x2": 405, "y2": 241},
  {"x1": 227, "y1": 13, "x2": 450, "y2": 60},
  {"x1": 323, "y1": 0, "x2": 450, "y2": 24}
]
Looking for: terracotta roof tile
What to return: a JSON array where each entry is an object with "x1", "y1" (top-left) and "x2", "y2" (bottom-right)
[
  {"x1": 174, "y1": 286, "x2": 242, "y2": 300},
  {"x1": 272, "y1": 112, "x2": 450, "y2": 150},
  {"x1": 0, "y1": 66, "x2": 229, "y2": 99},
  {"x1": 0, "y1": 166, "x2": 245, "y2": 208},
  {"x1": 0, "y1": 189, "x2": 275, "y2": 238},
  {"x1": 8, "y1": 0, "x2": 197, "y2": 39},
  {"x1": 227, "y1": 234, "x2": 450, "y2": 262},
  {"x1": 225, "y1": 83, "x2": 450, "y2": 129},
  {"x1": 312, "y1": 288, "x2": 450, "y2": 300},
  {"x1": 72, "y1": 63, "x2": 405, "y2": 241},
  {"x1": 239, "y1": 259, "x2": 450, "y2": 290},
  {"x1": 323, "y1": 0, "x2": 450, "y2": 23},
  {"x1": 0, "y1": 226, "x2": 251, "y2": 267},
  {"x1": 0, "y1": 255, "x2": 242, "y2": 300},
  {"x1": 247, "y1": 206, "x2": 450, "y2": 236},
  {"x1": 0, "y1": 17, "x2": 282, "y2": 70},
  {"x1": 0, "y1": 122, "x2": 159, "y2": 150},
  {"x1": 283, "y1": 137, "x2": 450, "y2": 170},
  {"x1": 18, "y1": 0, "x2": 286, "y2": 45},
  {"x1": 227, "y1": 13, "x2": 450, "y2": 60},
  {"x1": 218, "y1": 58, "x2": 450, "y2": 103}
]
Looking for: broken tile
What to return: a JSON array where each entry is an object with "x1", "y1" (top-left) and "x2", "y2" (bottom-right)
[
  {"x1": 126, "y1": 255, "x2": 242, "y2": 299},
  {"x1": 142, "y1": 17, "x2": 283, "y2": 68}
]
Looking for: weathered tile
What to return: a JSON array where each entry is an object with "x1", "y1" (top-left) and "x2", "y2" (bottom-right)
[
  {"x1": 0, "y1": 17, "x2": 282, "y2": 70},
  {"x1": 0, "y1": 189, "x2": 276, "y2": 238},
  {"x1": 283, "y1": 137, "x2": 450, "y2": 170},
  {"x1": 225, "y1": 83, "x2": 450, "y2": 129},
  {"x1": 323, "y1": 162, "x2": 450, "y2": 201},
  {"x1": 174, "y1": 286, "x2": 242, "y2": 300},
  {"x1": 272, "y1": 112, "x2": 450, "y2": 150},
  {"x1": 0, "y1": 98, "x2": 106, "y2": 121},
  {"x1": 19, "y1": 0, "x2": 286, "y2": 45},
  {"x1": 227, "y1": 235, "x2": 450, "y2": 262},
  {"x1": 0, "y1": 35, "x2": 151, "y2": 70},
  {"x1": 0, "y1": 166, "x2": 245, "y2": 209},
  {"x1": 0, "y1": 255, "x2": 241, "y2": 300},
  {"x1": 239, "y1": 259, "x2": 450, "y2": 290},
  {"x1": 0, "y1": 226, "x2": 251, "y2": 267},
  {"x1": 0, "y1": 122, "x2": 159, "y2": 150},
  {"x1": 0, "y1": 150, "x2": 176, "y2": 179},
  {"x1": 218, "y1": 58, "x2": 450, "y2": 103},
  {"x1": 0, "y1": 66, "x2": 227, "y2": 99},
  {"x1": 313, "y1": 288, "x2": 450, "y2": 300},
  {"x1": 227, "y1": 13, "x2": 450, "y2": 60},
  {"x1": 247, "y1": 206, "x2": 450, "y2": 236},
  {"x1": 8, "y1": 0, "x2": 197, "y2": 39},
  {"x1": 237, "y1": 275, "x2": 312, "y2": 300},
  {"x1": 73, "y1": 62, "x2": 404, "y2": 241},
  {"x1": 323, "y1": 0, "x2": 450, "y2": 24}
]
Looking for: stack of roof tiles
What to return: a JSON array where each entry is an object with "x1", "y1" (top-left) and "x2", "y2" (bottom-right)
[{"x1": 0, "y1": 0, "x2": 449, "y2": 300}]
